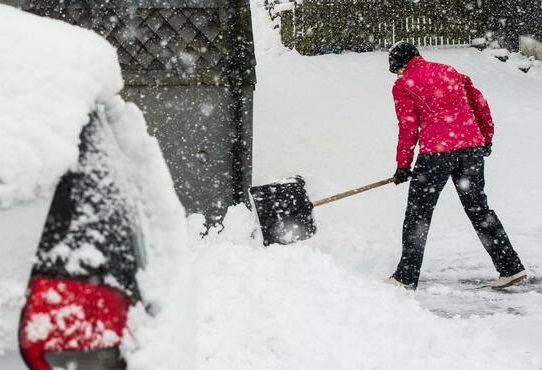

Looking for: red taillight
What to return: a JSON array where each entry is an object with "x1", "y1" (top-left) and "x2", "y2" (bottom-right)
[{"x1": 19, "y1": 277, "x2": 132, "y2": 370}]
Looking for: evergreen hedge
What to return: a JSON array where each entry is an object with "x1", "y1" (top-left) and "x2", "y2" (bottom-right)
[{"x1": 268, "y1": 0, "x2": 542, "y2": 55}]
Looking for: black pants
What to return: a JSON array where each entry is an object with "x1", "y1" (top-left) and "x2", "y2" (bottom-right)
[{"x1": 394, "y1": 148, "x2": 524, "y2": 287}]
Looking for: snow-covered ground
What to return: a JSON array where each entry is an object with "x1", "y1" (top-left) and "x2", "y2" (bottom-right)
[{"x1": 1, "y1": 1, "x2": 542, "y2": 369}]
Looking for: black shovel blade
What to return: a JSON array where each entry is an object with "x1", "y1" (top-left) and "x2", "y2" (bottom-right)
[{"x1": 250, "y1": 176, "x2": 317, "y2": 246}]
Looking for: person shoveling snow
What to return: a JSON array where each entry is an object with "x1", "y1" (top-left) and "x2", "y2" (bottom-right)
[{"x1": 385, "y1": 42, "x2": 527, "y2": 290}]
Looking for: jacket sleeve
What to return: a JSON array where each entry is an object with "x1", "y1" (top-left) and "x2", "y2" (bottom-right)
[
  {"x1": 462, "y1": 74, "x2": 494, "y2": 144},
  {"x1": 392, "y1": 81, "x2": 419, "y2": 169}
]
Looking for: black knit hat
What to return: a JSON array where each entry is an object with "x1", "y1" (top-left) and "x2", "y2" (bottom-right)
[{"x1": 388, "y1": 41, "x2": 420, "y2": 73}]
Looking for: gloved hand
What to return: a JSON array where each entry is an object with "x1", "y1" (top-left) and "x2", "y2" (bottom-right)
[
  {"x1": 393, "y1": 168, "x2": 412, "y2": 185},
  {"x1": 482, "y1": 142, "x2": 492, "y2": 157}
]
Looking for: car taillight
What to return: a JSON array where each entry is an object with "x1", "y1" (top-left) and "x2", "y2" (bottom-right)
[{"x1": 19, "y1": 276, "x2": 131, "y2": 370}]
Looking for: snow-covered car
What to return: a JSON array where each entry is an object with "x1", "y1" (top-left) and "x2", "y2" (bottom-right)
[
  {"x1": 0, "y1": 5, "x2": 190, "y2": 370},
  {"x1": 0, "y1": 10, "x2": 145, "y2": 370}
]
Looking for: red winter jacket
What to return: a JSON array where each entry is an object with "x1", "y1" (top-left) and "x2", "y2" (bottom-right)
[{"x1": 392, "y1": 56, "x2": 494, "y2": 169}]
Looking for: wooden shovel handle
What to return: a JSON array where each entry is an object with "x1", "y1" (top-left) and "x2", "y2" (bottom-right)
[{"x1": 312, "y1": 177, "x2": 395, "y2": 207}]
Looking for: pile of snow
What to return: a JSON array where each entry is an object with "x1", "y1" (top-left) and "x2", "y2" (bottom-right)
[
  {"x1": 191, "y1": 207, "x2": 540, "y2": 370},
  {"x1": 103, "y1": 98, "x2": 195, "y2": 370},
  {"x1": 483, "y1": 47, "x2": 510, "y2": 59},
  {"x1": 520, "y1": 35, "x2": 542, "y2": 61},
  {"x1": 0, "y1": 4, "x2": 122, "y2": 207},
  {"x1": 479, "y1": 48, "x2": 542, "y2": 76},
  {"x1": 472, "y1": 37, "x2": 488, "y2": 48},
  {"x1": 505, "y1": 52, "x2": 535, "y2": 71}
]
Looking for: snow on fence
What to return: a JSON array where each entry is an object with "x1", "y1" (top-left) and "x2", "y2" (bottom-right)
[{"x1": 267, "y1": 0, "x2": 488, "y2": 55}]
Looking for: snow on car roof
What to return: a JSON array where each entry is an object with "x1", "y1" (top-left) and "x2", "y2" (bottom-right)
[{"x1": 0, "y1": 5, "x2": 123, "y2": 207}]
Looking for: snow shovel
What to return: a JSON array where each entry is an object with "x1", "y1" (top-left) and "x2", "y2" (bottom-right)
[{"x1": 250, "y1": 176, "x2": 395, "y2": 246}]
